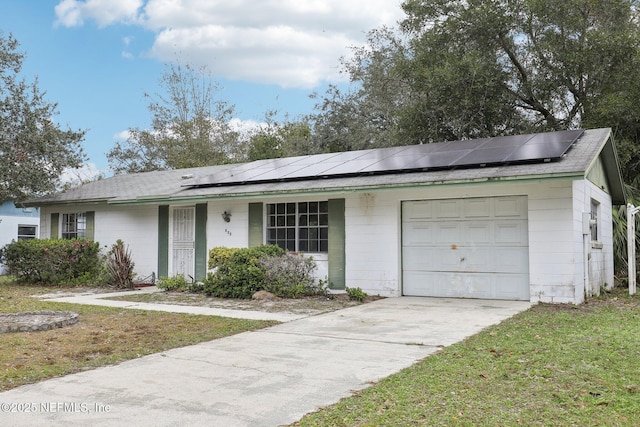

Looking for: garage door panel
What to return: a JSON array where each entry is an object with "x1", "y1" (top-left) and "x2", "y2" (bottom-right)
[
  {"x1": 494, "y1": 274, "x2": 530, "y2": 300},
  {"x1": 495, "y1": 220, "x2": 528, "y2": 244},
  {"x1": 493, "y1": 248, "x2": 529, "y2": 273},
  {"x1": 465, "y1": 222, "x2": 492, "y2": 244},
  {"x1": 435, "y1": 199, "x2": 462, "y2": 219},
  {"x1": 404, "y1": 201, "x2": 433, "y2": 220},
  {"x1": 465, "y1": 198, "x2": 491, "y2": 218},
  {"x1": 402, "y1": 196, "x2": 529, "y2": 301},
  {"x1": 404, "y1": 271, "x2": 512, "y2": 299},
  {"x1": 402, "y1": 222, "x2": 434, "y2": 245},
  {"x1": 436, "y1": 223, "x2": 462, "y2": 243},
  {"x1": 403, "y1": 247, "x2": 438, "y2": 270}
]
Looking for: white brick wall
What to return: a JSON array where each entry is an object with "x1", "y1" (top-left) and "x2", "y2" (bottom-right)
[
  {"x1": 37, "y1": 175, "x2": 616, "y2": 303},
  {"x1": 338, "y1": 178, "x2": 613, "y2": 303},
  {"x1": 40, "y1": 204, "x2": 159, "y2": 279}
]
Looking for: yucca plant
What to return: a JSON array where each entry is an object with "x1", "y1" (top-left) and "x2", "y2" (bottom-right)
[
  {"x1": 106, "y1": 239, "x2": 135, "y2": 289},
  {"x1": 612, "y1": 181, "x2": 640, "y2": 279}
]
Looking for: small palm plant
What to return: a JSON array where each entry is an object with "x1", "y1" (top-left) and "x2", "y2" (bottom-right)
[
  {"x1": 612, "y1": 181, "x2": 640, "y2": 279},
  {"x1": 106, "y1": 239, "x2": 135, "y2": 289}
]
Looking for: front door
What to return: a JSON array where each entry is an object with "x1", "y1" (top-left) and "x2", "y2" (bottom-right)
[{"x1": 171, "y1": 207, "x2": 195, "y2": 280}]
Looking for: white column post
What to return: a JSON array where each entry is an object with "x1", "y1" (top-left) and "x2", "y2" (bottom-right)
[{"x1": 628, "y1": 204, "x2": 640, "y2": 295}]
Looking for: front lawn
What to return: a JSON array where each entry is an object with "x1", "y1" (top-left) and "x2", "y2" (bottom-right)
[
  {"x1": 0, "y1": 281, "x2": 277, "y2": 392},
  {"x1": 295, "y1": 288, "x2": 640, "y2": 426}
]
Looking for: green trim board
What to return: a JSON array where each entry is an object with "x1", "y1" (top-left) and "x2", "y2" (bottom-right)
[
  {"x1": 328, "y1": 198, "x2": 346, "y2": 289},
  {"x1": 50, "y1": 213, "x2": 59, "y2": 238},
  {"x1": 195, "y1": 203, "x2": 207, "y2": 281},
  {"x1": 248, "y1": 202, "x2": 263, "y2": 247},
  {"x1": 157, "y1": 205, "x2": 169, "y2": 278},
  {"x1": 85, "y1": 211, "x2": 95, "y2": 240}
]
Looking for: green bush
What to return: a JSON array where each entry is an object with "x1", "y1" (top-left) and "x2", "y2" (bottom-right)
[
  {"x1": 203, "y1": 245, "x2": 285, "y2": 298},
  {"x1": 208, "y1": 246, "x2": 238, "y2": 269},
  {"x1": 1, "y1": 238, "x2": 103, "y2": 285},
  {"x1": 345, "y1": 286, "x2": 368, "y2": 302},
  {"x1": 260, "y1": 253, "x2": 327, "y2": 298},
  {"x1": 157, "y1": 275, "x2": 191, "y2": 291}
]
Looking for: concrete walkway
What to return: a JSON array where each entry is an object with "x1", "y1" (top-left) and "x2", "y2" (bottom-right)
[{"x1": 1, "y1": 294, "x2": 532, "y2": 426}]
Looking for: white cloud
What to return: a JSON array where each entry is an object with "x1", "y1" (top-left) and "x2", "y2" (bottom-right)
[
  {"x1": 54, "y1": 0, "x2": 405, "y2": 88},
  {"x1": 55, "y1": 0, "x2": 144, "y2": 28},
  {"x1": 58, "y1": 163, "x2": 104, "y2": 187},
  {"x1": 114, "y1": 130, "x2": 132, "y2": 140}
]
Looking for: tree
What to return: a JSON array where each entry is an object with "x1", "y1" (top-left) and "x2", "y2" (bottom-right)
[
  {"x1": 311, "y1": 0, "x2": 640, "y2": 169},
  {"x1": 0, "y1": 33, "x2": 85, "y2": 202},
  {"x1": 311, "y1": 27, "x2": 412, "y2": 152},
  {"x1": 399, "y1": 0, "x2": 640, "y2": 144},
  {"x1": 108, "y1": 63, "x2": 241, "y2": 174},
  {"x1": 246, "y1": 111, "x2": 316, "y2": 161}
]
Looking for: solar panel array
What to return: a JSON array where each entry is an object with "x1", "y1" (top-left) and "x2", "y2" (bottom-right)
[{"x1": 185, "y1": 129, "x2": 584, "y2": 188}]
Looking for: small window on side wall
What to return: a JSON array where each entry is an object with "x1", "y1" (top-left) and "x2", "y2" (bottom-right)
[
  {"x1": 17, "y1": 225, "x2": 37, "y2": 240},
  {"x1": 590, "y1": 199, "x2": 599, "y2": 242}
]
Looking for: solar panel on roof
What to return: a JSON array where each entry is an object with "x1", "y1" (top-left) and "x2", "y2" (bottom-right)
[{"x1": 183, "y1": 129, "x2": 584, "y2": 188}]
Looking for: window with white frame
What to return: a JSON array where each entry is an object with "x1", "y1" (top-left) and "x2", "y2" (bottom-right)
[
  {"x1": 266, "y1": 201, "x2": 328, "y2": 252},
  {"x1": 590, "y1": 199, "x2": 599, "y2": 242},
  {"x1": 62, "y1": 213, "x2": 86, "y2": 239},
  {"x1": 17, "y1": 225, "x2": 37, "y2": 240}
]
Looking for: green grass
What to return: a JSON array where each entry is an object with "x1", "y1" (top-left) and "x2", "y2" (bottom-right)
[
  {"x1": 294, "y1": 288, "x2": 640, "y2": 426},
  {"x1": 0, "y1": 281, "x2": 277, "y2": 391}
]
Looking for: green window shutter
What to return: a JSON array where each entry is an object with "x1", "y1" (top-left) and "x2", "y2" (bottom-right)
[
  {"x1": 328, "y1": 198, "x2": 346, "y2": 290},
  {"x1": 158, "y1": 205, "x2": 169, "y2": 278},
  {"x1": 85, "y1": 211, "x2": 95, "y2": 240},
  {"x1": 195, "y1": 203, "x2": 207, "y2": 281},
  {"x1": 50, "y1": 213, "x2": 59, "y2": 239},
  {"x1": 248, "y1": 203, "x2": 263, "y2": 248}
]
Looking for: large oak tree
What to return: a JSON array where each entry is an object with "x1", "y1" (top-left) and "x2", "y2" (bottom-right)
[{"x1": 0, "y1": 33, "x2": 85, "y2": 202}]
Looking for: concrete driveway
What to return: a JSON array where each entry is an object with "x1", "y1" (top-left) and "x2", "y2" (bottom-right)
[{"x1": 0, "y1": 297, "x2": 531, "y2": 426}]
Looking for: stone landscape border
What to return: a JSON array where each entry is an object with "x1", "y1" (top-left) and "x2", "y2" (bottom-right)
[{"x1": 0, "y1": 311, "x2": 79, "y2": 333}]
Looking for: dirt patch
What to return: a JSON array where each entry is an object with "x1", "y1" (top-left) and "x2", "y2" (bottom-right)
[
  {"x1": 534, "y1": 286, "x2": 640, "y2": 314},
  {"x1": 107, "y1": 291, "x2": 384, "y2": 316}
]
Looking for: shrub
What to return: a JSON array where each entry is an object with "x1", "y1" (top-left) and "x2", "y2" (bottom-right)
[
  {"x1": 208, "y1": 246, "x2": 237, "y2": 269},
  {"x1": 345, "y1": 286, "x2": 368, "y2": 302},
  {"x1": 157, "y1": 275, "x2": 191, "y2": 292},
  {"x1": 203, "y1": 245, "x2": 285, "y2": 298},
  {"x1": 1, "y1": 238, "x2": 102, "y2": 285},
  {"x1": 105, "y1": 240, "x2": 135, "y2": 289},
  {"x1": 260, "y1": 253, "x2": 327, "y2": 298}
]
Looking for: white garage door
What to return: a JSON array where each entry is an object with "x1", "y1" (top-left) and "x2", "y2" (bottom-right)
[{"x1": 402, "y1": 196, "x2": 530, "y2": 300}]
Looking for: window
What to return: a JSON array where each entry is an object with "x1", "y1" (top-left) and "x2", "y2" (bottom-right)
[
  {"x1": 62, "y1": 213, "x2": 86, "y2": 239},
  {"x1": 267, "y1": 201, "x2": 328, "y2": 252},
  {"x1": 590, "y1": 199, "x2": 599, "y2": 242},
  {"x1": 17, "y1": 225, "x2": 37, "y2": 240}
]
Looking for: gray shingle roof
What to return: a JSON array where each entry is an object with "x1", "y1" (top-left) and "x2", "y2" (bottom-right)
[{"x1": 26, "y1": 128, "x2": 625, "y2": 206}]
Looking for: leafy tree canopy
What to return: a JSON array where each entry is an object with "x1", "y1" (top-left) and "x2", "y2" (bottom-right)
[
  {"x1": 0, "y1": 33, "x2": 85, "y2": 202},
  {"x1": 107, "y1": 63, "x2": 242, "y2": 174},
  {"x1": 311, "y1": 0, "x2": 640, "y2": 182},
  {"x1": 246, "y1": 110, "x2": 316, "y2": 161}
]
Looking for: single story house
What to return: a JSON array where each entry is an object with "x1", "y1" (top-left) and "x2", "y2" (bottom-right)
[
  {"x1": 26, "y1": 128, "x2": 625, "y2": 304},
  {"x1": 0, "y1": 200, "x2": 40, "y2": 274}
]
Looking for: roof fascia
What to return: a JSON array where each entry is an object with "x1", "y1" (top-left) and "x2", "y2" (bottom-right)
[
  {"x1": 22, "y1": 198, "x2": 113, "y2": 208},
  {"x1": 584, "y1": 129, "x2": 627, "y2": 205},
  {"x1": 105, "y1": 172, "x2": 586, "y2": 206}
]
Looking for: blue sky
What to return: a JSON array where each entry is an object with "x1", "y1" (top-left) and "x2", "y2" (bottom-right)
[{"x1": 0, "y1": 0, "x2": 404, "y2": 178}]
